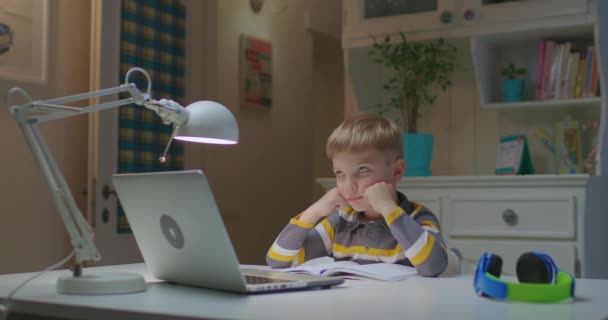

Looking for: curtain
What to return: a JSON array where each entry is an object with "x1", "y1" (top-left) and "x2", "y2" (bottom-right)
[{"x1": 117, "y1": 0, "x2": 186, "y2": 233}]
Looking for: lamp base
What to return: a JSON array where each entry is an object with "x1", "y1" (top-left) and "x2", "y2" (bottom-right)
[{"x1": 57, "y1": 272, "x2": 146, "y2": 295}]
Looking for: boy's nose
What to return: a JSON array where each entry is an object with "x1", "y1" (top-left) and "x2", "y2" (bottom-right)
[{"x1": 344, "y1": 178, "x2": 357, "y2": 191}]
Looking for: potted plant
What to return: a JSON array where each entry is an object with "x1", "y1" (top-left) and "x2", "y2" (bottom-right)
[
  {"x1": 370, "y1": 32, "x2": 456, "y2": 176},
  {"x1": 500, "y1": 63, "x2": 527, "y2": 102}
]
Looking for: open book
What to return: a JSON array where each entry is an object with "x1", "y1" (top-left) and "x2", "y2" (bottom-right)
[{"x1": 280, "y1": 260, "x2": 417, "y2": 282}]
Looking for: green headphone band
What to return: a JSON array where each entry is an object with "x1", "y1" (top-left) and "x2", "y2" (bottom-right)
[{"x1": 484, "y1": 271, "x2": 574, "y2": 302}]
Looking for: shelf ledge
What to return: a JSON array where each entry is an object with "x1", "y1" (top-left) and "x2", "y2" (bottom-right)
[
  {"x1": 317, "y1": 174, "x2": 590, "y2": 189},
  {"x1": 482, "y1": 97, "x2": 601, "y2": 110}
]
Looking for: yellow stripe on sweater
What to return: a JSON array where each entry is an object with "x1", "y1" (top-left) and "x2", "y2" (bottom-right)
[
  {"x1": 289, "y1": 214, "x2": 314, "y2": 228},
  {"x1": 342, "y1": 206, "x2": 356, "y2": 216},
  {"x1": 297, "y1": 248, "x2": 305, "y2": 265},
  {"x1": 333, "y1": 243, "x2": 404, "y2": 257},
  {"x1": 420, "y1": 220, "x2": 440, "y2": 231},
  {"x1": 320, "y1": 219, "x2": 335, "y2": 242},
  {"x1": 385, "y1": 207, "x2": 405, "y2": 225},
  {"x1": 409, "y1": 234, "x2": 435, "y2": 266},
  {"x1": 267, "y1": 248, "x2": 297, "y2": 263}
]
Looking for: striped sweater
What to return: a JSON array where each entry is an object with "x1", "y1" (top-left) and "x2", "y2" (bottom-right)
[{"x1": 266, "y1": 192, "x2": 448, "y2": 277}]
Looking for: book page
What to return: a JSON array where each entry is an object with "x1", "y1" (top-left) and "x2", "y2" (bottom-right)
[
  {"x1": 281, "y1": 261, "x2": 361, "y2": 276},
  {"x1": 281, "y1": 261, "x2": 417, "y2": 282},
  {"x1": 322, "y1": 263, "x2": 417, "y2": 281}
]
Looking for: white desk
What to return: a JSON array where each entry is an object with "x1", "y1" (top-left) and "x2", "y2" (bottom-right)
[{"x1": 1, "y1": 263, "x2": 607, "y2": 320}]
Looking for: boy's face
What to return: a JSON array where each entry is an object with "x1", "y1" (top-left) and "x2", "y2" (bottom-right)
[{"x1": 332, "y1": 149, "x2": 404, "y2": 212}]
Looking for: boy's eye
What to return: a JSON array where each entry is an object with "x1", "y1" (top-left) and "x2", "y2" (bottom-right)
[{"x1": 357, "y1": 167, "x2": 369, "y2": 173}]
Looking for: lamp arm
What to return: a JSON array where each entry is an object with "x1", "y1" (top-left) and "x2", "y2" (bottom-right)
[
  {"x1": 4, "y1": 68, "x2": 187, "y2": 272},
  {"x1": 17, "y1": 120, "x2": 100, "y2": 265},
  {"x1": 5, "y1": 84, "x2": 149, "y2": 268}
]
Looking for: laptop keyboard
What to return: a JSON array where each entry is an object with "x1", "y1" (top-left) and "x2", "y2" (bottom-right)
[{"x1": 244, "y1": 275, "x2": 294, "y2": 284}]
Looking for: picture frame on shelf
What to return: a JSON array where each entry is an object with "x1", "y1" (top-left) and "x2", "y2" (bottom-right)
[
  {"x1": 495, "y1": 135, "x2": 535, "y2": 175},
  {"x1": 0, "y1": 0, "x2": 48, "y2": 83}
]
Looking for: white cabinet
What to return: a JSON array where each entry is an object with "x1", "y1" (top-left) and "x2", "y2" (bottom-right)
[
  {"x1": 343, "y1": 0, "x2": 591, "y2": 47},
  {"x1": 343, "y1": 0, "x2": 457, "y2": 48},
  {"x1": 461, "y1": 0, "x2": 589, "y2": 26},
  {"x1": 317, "y1": 175, "x2": 605, "y2": 278}
]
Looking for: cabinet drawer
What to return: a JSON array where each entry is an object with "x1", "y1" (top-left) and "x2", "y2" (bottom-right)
[
  {"x1": 446, "y1": 195, "x2": 576, "y2": 239},
  {"x1": 449, "y1": 240, "x2": 577, "y2": 276}
]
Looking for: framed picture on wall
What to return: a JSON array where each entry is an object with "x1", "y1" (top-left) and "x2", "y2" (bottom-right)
[
  {"x1": 239, "y1": 34, "x2": 272, "y2": 108},
  {"x1": 0, "y1": 0, "x2": 48, "y2": 83}
]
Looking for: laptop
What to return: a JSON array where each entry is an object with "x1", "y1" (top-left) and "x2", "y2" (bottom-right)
[{"x1": 111, "y1": 170, "x2": 344, "y2": 293}]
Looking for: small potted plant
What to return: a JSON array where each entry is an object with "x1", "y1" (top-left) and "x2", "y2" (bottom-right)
[
  {"x1": 370, "y1": 32, "x2": 456, "y2": 176},
  {"x1": 500, "y1": 63, "x2": 527, "y2": 102}
]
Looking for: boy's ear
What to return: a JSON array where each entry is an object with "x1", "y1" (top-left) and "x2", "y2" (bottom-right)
[{"x1": 392, "y1": 159, "x2": 405, "y2": 180}]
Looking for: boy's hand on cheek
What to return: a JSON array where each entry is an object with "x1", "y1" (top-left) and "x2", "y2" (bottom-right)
[
  {"x1": 363, "y1": 182, "x2": 398, "y2": 216},
  {"x1": 300, "y1": 188, "x2": 347, "y2": 224}
]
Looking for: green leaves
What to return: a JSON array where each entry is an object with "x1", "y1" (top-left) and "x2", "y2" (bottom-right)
[
  {"x1": 370, "y1": 32, "x2": 456, "y2": 133},
  {"x1": 500, "y1": 63, "x2": 527, "y2": 79}
]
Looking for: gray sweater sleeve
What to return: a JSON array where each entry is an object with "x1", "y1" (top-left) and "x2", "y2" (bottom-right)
[
  {"x1": 384, "y1": 202, "x2": 448, "y2": 277},
  {"x1": 266, "y1": 212, "x2": 340, "y2": 268}
]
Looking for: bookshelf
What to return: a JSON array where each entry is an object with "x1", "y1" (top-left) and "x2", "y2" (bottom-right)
[
  {"x1": 469, "y1": 6, "x2": 604, "y2": 178},
  {"x1": 471, "y1": 24, "x2": 599, "y2": 108}
]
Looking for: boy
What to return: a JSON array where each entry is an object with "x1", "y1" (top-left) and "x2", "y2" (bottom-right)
[{"x1": 266, "y1": 113, "x2": 448, "y2": 277}]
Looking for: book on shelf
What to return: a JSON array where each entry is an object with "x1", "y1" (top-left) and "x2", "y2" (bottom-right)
[
  {"x1": 535, "y1": 40, "x2": 545, "y2": 99},
  {"x1": 583, "y1": 46, "x2": 597, "y2": 97},
  {"x1": 566, "y1": 52, "x2": 580, "y2": 99},
  {"x1": 535, "y1": 39, "x2": 597, "y2": 100},
  {"x1": 589, "y1": 47, "x2": 599, "y2": 97},
  {"x1": 540, "y1": 39, "x2": 556, "y2": 100},
  {"x1": 279, "y1": 260, "x2": 418, "y2": 282},
  {"x1": 574, "y1": 50, "x2": 587, "y2": 98},
  {"x1": 548, "y1": 43, "x2": 563, "y2": 99},
  {"x1": 557, "y1": 42, "x2": 572, "y2": 99}
]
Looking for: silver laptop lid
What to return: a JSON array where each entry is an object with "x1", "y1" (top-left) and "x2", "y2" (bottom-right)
[{"x1": 112, "y1": 170, "x2": 248, "y2": 292}]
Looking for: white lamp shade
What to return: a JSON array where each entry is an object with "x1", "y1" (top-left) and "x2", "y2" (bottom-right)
[{"x1": 175, "y1": 101, "x2": 239, "y2": 144}]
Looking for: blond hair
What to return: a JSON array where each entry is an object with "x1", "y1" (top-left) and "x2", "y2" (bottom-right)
[{"x1": 326, "y1": 113, "x2": 402, "y2": 161}]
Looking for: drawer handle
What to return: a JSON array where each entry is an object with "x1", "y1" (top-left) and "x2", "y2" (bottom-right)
[
  {"x1": 463, "y1": 9, "x2": 476, "y2": 21},
  {"x1": 502, "y1": 209, "x2": 518, "y2": 226},
  {"x1": 440, "y1": 11, "x2": 453, "y2": 24}
]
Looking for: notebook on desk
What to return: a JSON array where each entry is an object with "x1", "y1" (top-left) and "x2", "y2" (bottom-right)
[{"x1": 112, "y1": 170, "x2": 344, "y2": 293}]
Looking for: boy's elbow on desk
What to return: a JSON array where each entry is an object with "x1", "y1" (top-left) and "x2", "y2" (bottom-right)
[
  {"x1": 266, "y1": 251, "x2": 295, "y2": 269},
  {"x1": 415, "y1": 249, "x2": 449, "y2": 277}
]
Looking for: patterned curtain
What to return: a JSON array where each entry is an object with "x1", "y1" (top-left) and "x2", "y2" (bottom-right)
[{"x1": 117, "y1": 0, "x2": 186, "y2": 233}]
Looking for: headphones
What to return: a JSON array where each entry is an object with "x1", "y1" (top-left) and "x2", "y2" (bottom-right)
[{"x1": 474, "y1": 251, "x2": 575, "y2": 302}]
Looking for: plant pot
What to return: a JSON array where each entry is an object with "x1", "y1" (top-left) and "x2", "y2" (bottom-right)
[
  {"x1": 402, "y1": 133, "x2": 433, "y2": 177},
  {"x1": 502, "y1": 79, "x2": 524, "y2": 102}
]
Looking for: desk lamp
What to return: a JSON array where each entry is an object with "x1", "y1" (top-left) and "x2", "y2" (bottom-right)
[{"x1": 4, "y1": 67, "x2": 238, "y2": 295}]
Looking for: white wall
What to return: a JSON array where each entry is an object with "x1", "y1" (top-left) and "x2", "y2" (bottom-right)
[
  {"x1": 0, "y1": 0, "x2": 90, "y2": 274},
  {"x1": 312, "y1": 33, "x2": 344, "y2": 200},
  {"x1": 185, "y1": 0, "x2": 342, "y2": 264}
]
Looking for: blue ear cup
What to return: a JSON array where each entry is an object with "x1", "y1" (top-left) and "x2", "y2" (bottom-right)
[
  {"x1": 516, "y1": 251, "x2": 558, "y2": 284},
  {"x1": 486, "y1": 254, "x2": 502, "y2": 278},
  {"x1": 474, "y1": 253, "x2": 503, "y2": 297}
]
